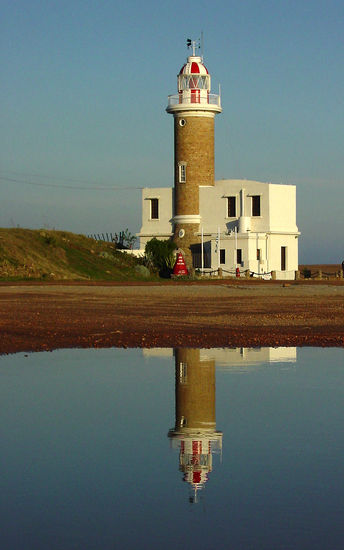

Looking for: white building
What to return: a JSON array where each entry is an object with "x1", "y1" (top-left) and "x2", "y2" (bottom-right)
[
  {"x1": 138, "y1": 42, "x2": 300, "y2": 280},
  {"x1": 139, "y1": 178, "x2": 299, "y2": 279}
]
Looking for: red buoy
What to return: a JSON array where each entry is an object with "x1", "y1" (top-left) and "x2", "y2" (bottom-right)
[{"x1": 173, "y1": 252, "x2": 188, "y2": 276}]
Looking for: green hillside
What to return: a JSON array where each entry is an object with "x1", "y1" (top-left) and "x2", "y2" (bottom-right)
[{"x1": 0, "y1": 228, "x2": 152, "y2": 281}]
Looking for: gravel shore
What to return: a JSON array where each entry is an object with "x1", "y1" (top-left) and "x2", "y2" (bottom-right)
[{"x1": 1, "y1": 281, "x2": 344, "y2": 354}]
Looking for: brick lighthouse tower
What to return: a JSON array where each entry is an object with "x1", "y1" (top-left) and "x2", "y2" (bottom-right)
[{"x1": 166, "y1": 39, "x2": 222, "y2": 269}]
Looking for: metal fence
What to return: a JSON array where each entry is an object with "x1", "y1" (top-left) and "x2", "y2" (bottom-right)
[
  {"x1": 87, "y1": 233, "x2": 116, "y2": 242},
  {"x1": 300, "y1": 269, "x2": 343, "y2": 280}
]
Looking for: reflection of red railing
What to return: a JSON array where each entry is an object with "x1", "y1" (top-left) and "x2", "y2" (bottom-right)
[{"x1": 173, "y1": 93, "x2": 221, "y2": 107}]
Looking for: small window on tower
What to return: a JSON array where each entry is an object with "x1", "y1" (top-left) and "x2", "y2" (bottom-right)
[
  {"x1": 227, "y1": 196, "x2": 236, "y2": 217},
  {"x1": 150, "y1": 198, "x2": 159, "y2": 220},
  {"x1": 179, "y1": 163, "x2": 186, "y2": 183}
]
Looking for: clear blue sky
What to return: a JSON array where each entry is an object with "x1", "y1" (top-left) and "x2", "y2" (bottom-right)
[{"x1": 1, "y1": 0, "x2": 343, "y2": 263}]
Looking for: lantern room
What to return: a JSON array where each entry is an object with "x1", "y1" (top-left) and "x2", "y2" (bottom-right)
[
  {"x1": 178, "y1": 56, "x2": 210, "y2": 104},
  {"x1": 166, "y1": 46, "x2": 221, "y2": 113}
]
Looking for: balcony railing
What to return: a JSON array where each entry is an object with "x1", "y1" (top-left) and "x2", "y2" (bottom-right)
[{"x1": 167, "y1": 93, "x2": 221, "y2": 108}]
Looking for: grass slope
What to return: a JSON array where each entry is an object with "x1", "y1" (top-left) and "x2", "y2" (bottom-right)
[{"x1": 0, "y1": 228, "x2": 151, "y2": 281}]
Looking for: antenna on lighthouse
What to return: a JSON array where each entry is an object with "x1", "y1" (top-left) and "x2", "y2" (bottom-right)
[
  {"x1": 201, "y1": 31, "x2": 204, "y2": 61},
  {"x1": 186, "y1": 37, "x2": 200, "y2": 56}
]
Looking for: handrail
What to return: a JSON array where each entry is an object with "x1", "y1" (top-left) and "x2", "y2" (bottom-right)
[
  {"x1": 167, "y1": 93, "x2": 221, "y2": 107},
  {"x1": 199, "y1": 268, "x2": 273, "y2": 277}
]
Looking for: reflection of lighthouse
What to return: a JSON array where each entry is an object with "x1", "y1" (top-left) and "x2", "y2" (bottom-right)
[{"x1": 168, "y1": 349, "x2": 222, "y2": 503}]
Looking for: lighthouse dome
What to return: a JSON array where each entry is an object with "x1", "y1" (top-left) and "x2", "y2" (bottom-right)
[
  {"x1": 179, "y1": 56, "x2": 209, "y2": 76},
  {"x1": 178, "y1": 56, "x2": 211, "y2": 93}
]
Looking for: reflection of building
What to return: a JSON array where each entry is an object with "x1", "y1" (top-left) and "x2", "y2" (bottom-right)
[
  {"x1": 143, "y1": 347, "x2": 297, "y2": 368},
  {"x1": 142, "y1": 346, "x2": 297, "y2": 502},
  {"x1": 168, "y1": 349, "x2": 222, "y2": 503},
  {"x1": 201, "y1": 347, "x2": 297, "y2": 370}
]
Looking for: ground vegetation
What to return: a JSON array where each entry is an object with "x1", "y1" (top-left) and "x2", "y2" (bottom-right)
[{"x1": 0, "y1": 228, "x2": 155, "y2": 281}]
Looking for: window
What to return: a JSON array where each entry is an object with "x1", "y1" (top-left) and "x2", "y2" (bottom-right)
[
  {"x1": 220, "y1": 249, "x2": 226, "y2": 264},
  {"x1": 257, "y1": 248, "x2": 261, "y2": 261},
  {"x1": 227, "y1": 196, "x2": 236, "y2": 217},
  {"x1": 252, "y1": 195, "x2": 261, "y2": 216},
  {"x1": 179, "y1": 163, "x2": 186, "y2": 183},
  {"x1": 191, "y1": 243, "x2": 211, "y2": 269},
  {"x1": 150, "y1": 198, "x2": 159, "y2": 219},
  {"x1": 237, "y1": 249, "x2": 242, "y2": 264},
  {"x1": 281, "y1": 246, "x2": 286, "y2": 271}
]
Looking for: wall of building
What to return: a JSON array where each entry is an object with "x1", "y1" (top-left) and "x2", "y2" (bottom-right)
[
  {"x1": 268, "y1": 233, "x2": 299, "y2": 275},
  {"x1": 210, "y1": 232, "x2": 298, "y2": 275},
  {"x1": 268, "y1": 184, "x2": 297, "y2": 232},
  {"x1": 139, "y1": 187, "x2": 173, "y2": 249},
  {"x1": 199, "y1": 180, "x2": 272, "y2": 235}
]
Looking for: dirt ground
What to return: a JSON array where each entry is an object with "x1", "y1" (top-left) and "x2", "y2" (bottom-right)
[{"x1": 1, "y1": 280, "x2": 344, "y2": 354}]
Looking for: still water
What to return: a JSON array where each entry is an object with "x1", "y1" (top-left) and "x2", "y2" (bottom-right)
[{"x1": 1, "y1": 347, "x2": 344, "y2": 550}]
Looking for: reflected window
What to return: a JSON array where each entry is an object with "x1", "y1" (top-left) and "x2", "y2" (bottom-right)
[
  {"x1": 179, "y1": 362, "x2": 187, "y2": 384},
  {"x1": 180, "y1": 416, "x2": 187, "y2": 427}
]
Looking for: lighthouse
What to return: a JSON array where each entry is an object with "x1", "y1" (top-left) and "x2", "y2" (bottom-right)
[
  {"x1": 139, "y1": 40, "x2": 299, "y2": 278},
  {"x1": 166, "y1": 39, "x2": 222, "y2": 269}
]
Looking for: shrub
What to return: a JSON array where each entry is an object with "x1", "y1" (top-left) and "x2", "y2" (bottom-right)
[{"x1": 144, "y1": 238, "x2": 177, "y2": 277}]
